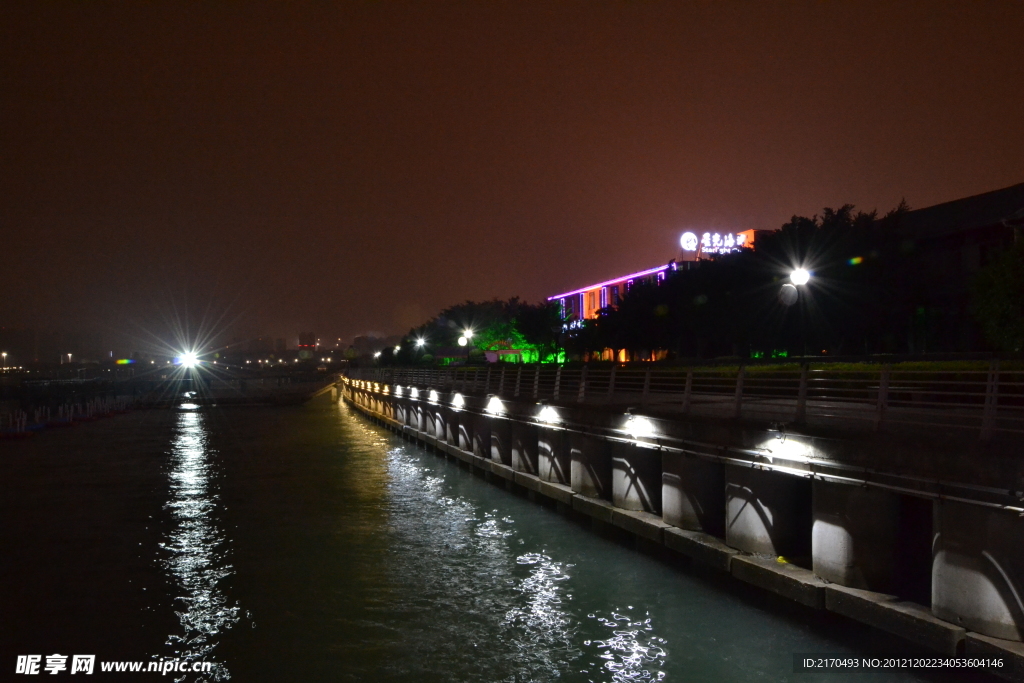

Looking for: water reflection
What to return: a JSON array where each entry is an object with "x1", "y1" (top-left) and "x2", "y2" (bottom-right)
[
  {"x1": 159, "y1": 405, "x2": 239, "y2": 680},
  {"x1": 584, "y1": 609, "x2": 667, "y2": 682}
]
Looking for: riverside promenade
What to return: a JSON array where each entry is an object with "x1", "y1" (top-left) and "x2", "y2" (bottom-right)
[{"x1": 343, "y1": 360, "x2": 1024, "y2": 681}]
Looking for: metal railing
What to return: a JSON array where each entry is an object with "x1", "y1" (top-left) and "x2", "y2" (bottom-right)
[{"x1": 345, "y1": 361, "x2": 1024, "y2": 440}]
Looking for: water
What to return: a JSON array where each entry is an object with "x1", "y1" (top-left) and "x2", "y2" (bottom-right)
[{"x1": 0, "y1": 399, "x2": 967, "y2": 681}]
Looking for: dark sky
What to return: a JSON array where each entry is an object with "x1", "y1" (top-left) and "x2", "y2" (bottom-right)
[{"x1": 3, "y1": 1, "x2": 1023, "y2": 350}]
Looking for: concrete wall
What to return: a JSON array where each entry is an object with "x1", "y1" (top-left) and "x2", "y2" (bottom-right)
[
  {"x1": 538, "y1": 426, "x2": 570, "y2": 485},
  {"x1": 662, "y1": 453, "x2": 725, "y2": 537},
  {"x1": 341, "y1": 380, "x2": 1024, "y2": 663},
  {"x1": 812, "y1": 480, "x2": 899, "y2": 591},
  {"x1": 725, "y1": 465, "x2": 811, "y2": 559},
  {"x1": 611, "y1": 442, "x2": 662, "y2": 513},
  {"x1": 933, "y1": 500, "x2": 1024, "y2": 641}
]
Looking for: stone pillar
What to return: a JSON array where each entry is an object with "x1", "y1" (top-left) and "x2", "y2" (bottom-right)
[
  {"x1": 811, "y1": 480, "x2": 899, "y2": 591},
  {"x1": 425, "y1": 403, "x2": 442, "y2": 440},
  {"x1": 570, "y1": 432, "x2": 612, "y2": 500},
  {"x1": 417, "y1": 400, "x2": 428, "y2": 432},
  {"x1": 933, "y1": 500, "x2": 1024, "y2": 641},
  {"x1": 538, "y1": 426, "x2": 570, "y2": 485},
  {"x1": 662, "y1": 453, "x2": 725, "y2": 537},
  {"x1": 458, "y1": 408, "x2": 473, "y2": 451},
  {"x1": 471, "y1": 409, "x2": 491, "y2": 459},
  {"x1": 725, "y1": 465, "x2": 811, "y2": 558},
  {"x1": 441, "y1": 404, "x2": 457, "y2": 444},
  {"x1": 611, "y1": 442, "x2": 662, "y2": 513},
  {"x1": 510, "y1": 419, "x2": 538, "y2": 474},
  {"x1": 490, "y1": 415, "x2": 512, "y2": 465}
]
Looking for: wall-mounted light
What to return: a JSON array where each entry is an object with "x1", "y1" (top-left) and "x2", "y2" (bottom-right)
[
  {"x1": 428, "y1": 389, "x2": 439, "y2": 404},
  {"x1": 537, "y1": 405, "x2": 560, "y2": 424},
  {"x1": 451, "y1": 393, "x2": 465, "y2": 410},
  {"x1": 485, "y1": 395, "x2": 504, "y2": 415},
  {"x1": 624, "y1": 410, "x2": 656, "y2": 439},
  {"x1": 410, "y1": 387, "x2": 419, "y2": 399}
]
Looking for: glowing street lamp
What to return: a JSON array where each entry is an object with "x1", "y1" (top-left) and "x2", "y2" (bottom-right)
[
  {"x1": 1, "y1": 352, "x2": 6, "y2": 369},
  {"x1": 415, "y1": 338, "x2": 426, "y2": 348},
  {"x1": 463, "y1": 328, "x2": 474, "y2": 339},
  {"x1": 457, "y1": 336, "x2": 468, "y2": 347},
  {"x1": 790, "y1": 268, "x2": 811, "y2": 286}
]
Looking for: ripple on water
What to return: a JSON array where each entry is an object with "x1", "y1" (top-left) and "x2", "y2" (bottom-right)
[{"x1": 583, "y1": 608, "x2": 667, "y2": 683}]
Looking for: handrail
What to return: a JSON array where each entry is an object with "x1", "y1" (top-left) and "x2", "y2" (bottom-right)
[{"x1": 346, "y1": 360, "x2": 1024, "y2": 441}]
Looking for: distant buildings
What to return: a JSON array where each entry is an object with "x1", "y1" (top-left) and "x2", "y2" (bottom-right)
[{"x1": 548, "y1": 229, "x2": 760, "y2": 324}]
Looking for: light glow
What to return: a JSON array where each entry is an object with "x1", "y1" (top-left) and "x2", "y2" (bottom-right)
[
  {"x1": 415, "y1": 338, "x2": 426, "y2": 347},
  {"x1": 428, "y1": 389, "x2": 439, "y2": 404},
  {"x1": 625, "y1": 414, "x2": 657, "y2": 439},
  {"x1": 547, "y1": 264, "x2": 670, "y2": 300},
  {"x1": 457, "y1": 336, "x2": 467, "y2": 346},
  {"x1": 485, "y1": 396, "x2": 504, "y2": 415},
  {"x1": 451, "y1": 393, "x2": 465, "y2": 410},
  {"x1": 179, "y1": 351, "x2": 199, "y2": 369},
  {"x1": 791, "y1": 268, "x2": 811, "y2": 286},
  {"x1": 410, "y1": 387, "x2": 419, "y2": 399},
  {"x1": 537, "y1": 405, "x2": 561, "y2": 424}
]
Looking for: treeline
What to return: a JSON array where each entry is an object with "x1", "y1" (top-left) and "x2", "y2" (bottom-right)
[
  {"x1": 572, "y1": 203, "x2": 1022, "y2": 359},
  {"x1": 384, "y1": 298, "x2": 562, "y2": 365},
  {"x1": 381, "y1": 202, "x2": 1022, "y2": 365}
]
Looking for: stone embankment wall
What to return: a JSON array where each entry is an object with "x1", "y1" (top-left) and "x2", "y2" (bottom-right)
[{"x1": 342, "y1": 379, "x2": 1024, "y2": 680}]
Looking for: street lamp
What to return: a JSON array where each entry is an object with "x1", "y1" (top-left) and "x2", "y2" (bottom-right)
[
  {"x1": 790, "y1": 268, "x2": 811, "y2": 286},
  {"x1": 1, "y1": 352, "x2": 6, "y2": 370},
  {"x1": 415, "y1": 338, "x2": 426, "y2": 348},
  {"x1": 787, "y1": 268, "x2": 811, "y2": 357}
]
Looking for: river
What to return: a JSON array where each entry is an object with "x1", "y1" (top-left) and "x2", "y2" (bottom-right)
[{"x1": 0, "y1": 398, "x2": 970, "y2": 681}]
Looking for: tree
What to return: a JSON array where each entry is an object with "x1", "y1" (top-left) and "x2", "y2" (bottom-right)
[{"x1": 971, "y1": 242, "x2": 1024, "y2": 352}]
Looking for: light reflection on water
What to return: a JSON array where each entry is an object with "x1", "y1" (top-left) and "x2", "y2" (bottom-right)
[
  {"x1": 159, "y1": 405, "x2": 240, "y2": 680},
  {"x1": 584, "y1": 609, "x2": 667, "y2": 682},
  {"x1": 381, "y1": 444, "x2": 666, "y2": 682}
]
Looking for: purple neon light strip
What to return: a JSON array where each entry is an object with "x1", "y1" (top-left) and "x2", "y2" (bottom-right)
[{"x1": 547, "y1": 264, "x2": 670, "y2": 300}]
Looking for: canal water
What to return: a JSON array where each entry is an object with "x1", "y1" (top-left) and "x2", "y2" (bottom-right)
[{"x1": 0, "y1": 398, "x2": 972, "y2": 682}]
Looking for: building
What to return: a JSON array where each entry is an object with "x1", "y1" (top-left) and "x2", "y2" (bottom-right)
[
  {"x1": 545, "y1": 182, "x2": 1024, "y2": 357},
  {"x1": 548, "y1": 229, "x2": 758, "y2": 324}
]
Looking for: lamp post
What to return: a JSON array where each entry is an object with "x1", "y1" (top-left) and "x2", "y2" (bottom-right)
[{"x1": 790, "y1": 268, "x2": 811, "y2": 357}]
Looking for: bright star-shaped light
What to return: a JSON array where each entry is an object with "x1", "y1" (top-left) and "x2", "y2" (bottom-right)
[{"x1": 179, "y1": 351, "x2": 199, "y2": 368}]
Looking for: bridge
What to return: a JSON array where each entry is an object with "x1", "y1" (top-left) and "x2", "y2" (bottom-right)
[{"x1": 341, "y1": 358, "x2": 1024, "y2": 679}]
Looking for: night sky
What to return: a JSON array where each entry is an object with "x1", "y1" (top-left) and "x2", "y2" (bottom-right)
[{"x1": 3, "y1": 1, "x2": 1023, "y2": 350}]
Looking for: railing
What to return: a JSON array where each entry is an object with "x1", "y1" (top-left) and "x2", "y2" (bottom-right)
[{"x1": 345, "y1": 361, "x2": 1024, "y2": 440}]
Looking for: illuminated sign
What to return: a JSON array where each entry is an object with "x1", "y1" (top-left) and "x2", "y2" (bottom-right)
[{"x1": 680, "y1": 230, "x2": 754, "y2": 257}]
